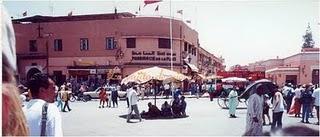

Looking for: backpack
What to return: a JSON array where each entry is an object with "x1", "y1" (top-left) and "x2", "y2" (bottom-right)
[
  {"x1": 62, "y1": 91, "x2": 68, "y2": 101},
  {"x1": 41, "y1": 102, "x2": 49, "y2": 136}
]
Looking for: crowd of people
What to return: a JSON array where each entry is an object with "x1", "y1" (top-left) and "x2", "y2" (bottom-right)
[{"x1": 243, "y1": 83, "x2": 319, "y2": 136}]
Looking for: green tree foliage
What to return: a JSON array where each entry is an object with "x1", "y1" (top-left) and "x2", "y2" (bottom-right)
[{"x1": 302, "y1": 23, "x2": 315, "y2": 48}]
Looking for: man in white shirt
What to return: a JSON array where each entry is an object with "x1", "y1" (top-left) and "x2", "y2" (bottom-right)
[
  {"x1": 312, "y1": 85, "x2": 320, "y2": 125},
  {"x1": 164, "y1": 83, "x2": 170, "y2": 99},
  {"x1": 127, "y1": 86, "x2": 142, "y2": 123},
  {"x1": 271, "y1": 89, "x2": 285, "y2": 132},
  {"x1": 23, "y1": 73, "x2": 63, "y2": 136}
]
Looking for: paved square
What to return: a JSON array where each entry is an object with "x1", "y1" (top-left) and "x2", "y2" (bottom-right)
[{"x1": 61, "y1": 97, "x2": 319, "y2": 136}]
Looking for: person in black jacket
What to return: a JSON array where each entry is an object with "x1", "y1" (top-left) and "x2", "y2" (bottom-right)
[
  {"x1": 111, "y1": 86, "x2": 119, "y2": 108},
  {"x1": 300, "y1": 84, "x2": 313, "y2": 123}
]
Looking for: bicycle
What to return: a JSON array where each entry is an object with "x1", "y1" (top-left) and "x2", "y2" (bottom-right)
[{"x1": 69, "y1": 93, "x2": 77, "y2": 102}]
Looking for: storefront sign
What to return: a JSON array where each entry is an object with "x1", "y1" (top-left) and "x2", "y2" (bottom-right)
[
  {"x1": 131, "y1": 51, "x2": 177, "y2": 61},
  {"x1": 97, "y1": 69, "x2": 107, "y2": 74}
]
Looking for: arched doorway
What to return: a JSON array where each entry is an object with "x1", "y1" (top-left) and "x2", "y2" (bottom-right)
[{"x1": 26, "y1": 68, "x2": 41, "y2": 81}]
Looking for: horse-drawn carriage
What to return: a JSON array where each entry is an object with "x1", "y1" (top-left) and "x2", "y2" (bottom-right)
[{"x1": 217, "y1": 79, "x2": 277, "y2": 109}]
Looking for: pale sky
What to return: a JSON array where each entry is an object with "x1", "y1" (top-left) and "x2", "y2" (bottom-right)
[{"x1": 3, "y1": 0, "x2": 320, "y2": 70}]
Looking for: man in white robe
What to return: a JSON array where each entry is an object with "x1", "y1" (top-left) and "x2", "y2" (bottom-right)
[
  {"x1": 228, "y1": 87, "x2": 238, "y2": 118},
  {"x1": 245, "y1": 84, "x2": 265, "y2": 136}
]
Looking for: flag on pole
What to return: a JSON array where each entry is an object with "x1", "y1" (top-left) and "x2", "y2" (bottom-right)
[
  {"x1": 177, "y1": 10, "x2": 183, "y2": 15},
  {"x1": 22, "y1": 11, "x2": 27, "y2": 17},
  {"x1": 155, "y1": 5, "x2": 159, "y2": 11},
  {"x1": 186, "y1": 20, "x2": 191, "y2": 23},
  {"x1": 144, "y1": 0, "x2": 162, "y2": 7},
  {"x1": 68, "y1": 11, "x2": 73, "y2": 16}
]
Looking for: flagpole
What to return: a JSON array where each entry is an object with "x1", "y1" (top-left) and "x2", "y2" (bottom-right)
[
  {"x1": 169, "y1": 0, "x2": 174, "y2": 100},
  {"x1": 170, "y1": 0, "x2": 173, "y2": 71}
]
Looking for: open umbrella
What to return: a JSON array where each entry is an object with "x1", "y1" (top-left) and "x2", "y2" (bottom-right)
[
  {"x1": 239, "y1": 79, "x2": 277, "y2": 100},
  {"x1": 222, "y1": 77, "x2": 248, "y2": 83},
  {"x1": 121, "y1": 66, "x2": 189, "y2": 106},
  {"x1": 121, "y1": 66, "x2": 189, "y2": 85}
]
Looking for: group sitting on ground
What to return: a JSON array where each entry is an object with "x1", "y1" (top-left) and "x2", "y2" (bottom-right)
[{"x1": 141, "y1": 96, "x2": 187, "y2": 119}]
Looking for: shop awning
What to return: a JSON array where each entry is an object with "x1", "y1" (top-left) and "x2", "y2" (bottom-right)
[{"x1": 186, "y1": 63, "x2": 199, "y2": 72}]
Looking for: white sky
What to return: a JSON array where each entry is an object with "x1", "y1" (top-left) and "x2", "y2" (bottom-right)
[{"x1": 3, "y1": 0, "x2": 320, "y2": 70}]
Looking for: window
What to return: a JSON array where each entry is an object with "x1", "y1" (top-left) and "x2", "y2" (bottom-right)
[
  {"x1": 194, "y1": 48, "x2": 197, "y2": 56},
  {"x1": 80, "y1": 38, "x2": 89, "y2": 51},
  {"x1": 29, "y1": 40, "x2": 37, "y2": 52},
  {"x1": 126, "y1": 38, "x2": 136, "y2": 48},
  {"x1": 184, "y1": 42, "x2": 188, "y2": 51},
  {"x1": 106, "y1": 37, "x2": 116, "y2": 50},
  {"x1": 191, "y1": 48, "x2": 196, "y2": 55},
  {"x1": 158, "y1": 38, "x2": 171, "y2": 49},
  {"x1": 54, "y1": 39, "x2": 63, "y2": 51},
  {"x1": 188, "y1": 45, "x2": 192, "y2": 53}
]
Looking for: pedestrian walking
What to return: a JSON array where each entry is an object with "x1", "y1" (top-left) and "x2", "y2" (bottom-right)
[
  {"x1": 56, "y1": 89, "x2": 63, "y2": 111},
  {"x1": 61, "y1": 86, "x2": 72, "y2": 112},
  {"x1": 289, "y1": 85, "x2": 302, "y2": 117},
  {"x1": 283, "y1": 83, "x2": 294, "y2": 113},
  {"x1": 126, "y1": 85, "x2": 130, "y2": 108},
  {"x1": 228, "y1": 87, "x2": 238, "y2": 118},
  {"x1": 271, "y1": 89, "x2": 285, "y2": 132},
  {"x1": 208, "y1": 83, "x2": 215, "y2": 101},
  {"x1": 164, "y1": 83, "x2": 170, "y2": 99},
  {"x1": 244, "y1": 84, "x2": 264, "y2": 136},
  {"x1": 24, "y1": 73, "x2": 63, "y2": 136},
  {"x1": 99, "y1": 87, "x2": 107, "y2": 108},
  {"x1": 105, "y1": 90, "x2": 110, "y2": 107},
  {"x1": 111, "y1": 86, "x2": 119, "y2": 108},
  {"x1": 263, "y1": 95, "x2": 271, "y2": 125},
  {"x1": 312, "y1": 85, "x2": 320, "y2": 125},
  {"x1": 196, "y1": 83, "x2": 200, "y2": 99},
  {"x1": 127, "y1": 86, "x2": 142, "y2": 123},
  {"x1": 300, "y1": 84, "x2": 313, "y2": 123},
  {"x1": 140, "y1": 85, "x2": 146, "y2": 100}
]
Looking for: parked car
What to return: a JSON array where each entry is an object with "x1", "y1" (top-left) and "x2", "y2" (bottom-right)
[{"x1": 83, "y1": 86, "x2": 127, "y2": 100}]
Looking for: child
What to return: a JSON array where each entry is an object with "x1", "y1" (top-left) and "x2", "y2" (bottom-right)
[{"x1": 263, "y1": 94, "x2": 272, "y2": 125}]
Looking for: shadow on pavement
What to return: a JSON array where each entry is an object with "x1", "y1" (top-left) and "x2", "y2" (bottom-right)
[
  {"x1": 119, "y1": 114, "x2": 189, "y2": 120},
  {"x1": 221, "y1": 107, "x2": 247, "y2": 110}
]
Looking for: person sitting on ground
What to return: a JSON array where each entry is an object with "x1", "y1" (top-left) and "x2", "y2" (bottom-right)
[
  {"x1": 180, "y1": 96, "x2": 187, "y2": 117},
  {"x1": 172, "y1": 96, "x2": 181, "y2": 117},
  {"x1": 161, "y1": 101, "x2": 173, "y2": 117},
  {"x1": 141, "y1": 102, "x2": 161, "y2": 118}
]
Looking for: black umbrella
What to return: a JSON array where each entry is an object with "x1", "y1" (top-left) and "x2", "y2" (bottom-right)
[{"x1": 239, "y1": 79, "x2": 277, "y2": 100}]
